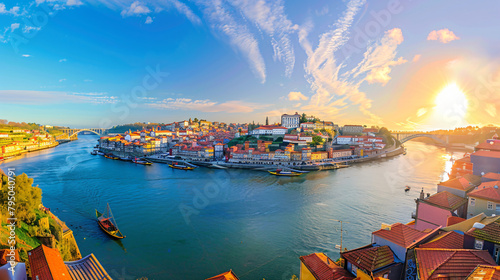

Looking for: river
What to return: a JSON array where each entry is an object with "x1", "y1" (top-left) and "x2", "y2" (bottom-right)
[{"x1": 0, "y1": 135, "x2": 464, "y2": 279}]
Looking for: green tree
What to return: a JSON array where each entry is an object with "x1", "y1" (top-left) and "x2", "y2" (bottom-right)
[
  {"x1": 300, "y1": 113, "x2": 307, "y2": 123},
  {"x1": 0, "y1": 173, "x2": 42, "y2": 224},
  {"x1": 312, "y1": 135, "x2": 324, "y2": 146}
]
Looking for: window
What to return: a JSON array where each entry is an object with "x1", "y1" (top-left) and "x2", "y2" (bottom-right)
[
  {"x1": 497, "y1": 204, "x2": 500, "y2": 212},
  {"x1": 475, "y1": 239, "x2": 484, "y2": 250},
  {"x1": 351, "y1": 264, "x2": 358, "y2": 276},
  {"x1": 470, "y1": 198, "x2": 476, "y2": 206},
  {"x1": 494, "y1": 245, "x2": 500, "y2": 262},
  {"x1": 488, "y1": 201, "x2": 494, "y2": 210}
]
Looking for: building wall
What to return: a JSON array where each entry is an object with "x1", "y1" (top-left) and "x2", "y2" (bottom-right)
[
  {"x1": 467, "y1": 197, "x2": 500, "y2": 217},
  {"x1": 299, "y1": 262, "x2": 316, "y2": 280},
  {"x1": 415, "y1": 203, "x2": 451, "y2": 231},
  {"x1": 471, "y1": 155, "x2": 500, "y2": 176}
]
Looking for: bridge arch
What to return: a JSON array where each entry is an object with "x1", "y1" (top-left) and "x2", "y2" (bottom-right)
[
  {"x1": 399, "y1": 134, "x2": 448, "y2": 145},
  {"x1": 67, "y1": 129, "x2": 104, "y2": 138}
]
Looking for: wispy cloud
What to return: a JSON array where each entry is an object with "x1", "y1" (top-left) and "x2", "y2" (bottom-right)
[
  {"x1": 66, "y1": 0, "x2": 83, "y2": 6},
  {"x1": 200, "y1": 0, "x2": 266, "y2": 83},
  {"x1": 288, "y1": 92, "x2": 308, "y2": 101},
  {"x1": 22, "y1": 54, "x2": 30, "y2": 57},
  {"x1": 147, "y1": 97, "x2": 266, "y2": 113},
  {"x1": 0, "y1": 3, "x2": 20, "y2": 15},
  {"x1": 59, "y1": 58, "x2": 67, "y2": 62},
  {"x1": 298, "y1": 0, "x2": 406, "y2": 124},
  {"x1": 10, "y1": 23, "x2": 20, "y2": 32},
  {"x1": 0, "y1": 90, "x2": 117, "y2": 104},
  {"x1": 145, "y1": 16, "x2": 153, "y2": 24},
  {"x1": 59, "y1": 78, "x2": 66, "y2": 82},
  {"x1": 121, "y1": 1, "x2": 150, "y2": 17},
  {"x1": 427, "y1": 28, "x2": 459, "y2": 44},
  {"x1": 413, "y1": 54, "x2": 421, "y2": 62},
  {"x1": 228, "y1": 0, "x2": 297, "y2": 77}
]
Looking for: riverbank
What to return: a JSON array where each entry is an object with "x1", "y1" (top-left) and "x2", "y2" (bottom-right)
[{"x1": 0, "y1": 142, "x2": 59, "y2": 163}]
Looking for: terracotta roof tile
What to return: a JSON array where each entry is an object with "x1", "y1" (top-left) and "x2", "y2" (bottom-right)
[
  {"x1": 483, "y1": 173, "x2": 500, "y2": 181},
  {"x1": 342, "y1": 245, "x2": 396, "y2": 272},
  {"x1": 468, "y1": 183, "x2": 500, "y2": 203},
  {"x1": 465, "y1": 265, "x2": 500, "y2": 280},
  {"x1": 28, "y1": 245, "x2": 72, "y2": 280},
  {"x1": 372, "y1": 223, "x2": 430, "y2": 248},
  {"x1": 475, "y1": 142, "x2": 500, "y2": 152},
  {"x1": 466, "y1": 220, "x2": 500, "y2": 244},
  {"x1": 423, "y1": 191, "x2": 468, "y2": 210},
  {"x1": 419, "y1": 231, "x2": 464, "y2": 249},
  {"x1": 440, "y1": 177, "x2": 478, "y2": 192},
  {"x1": 472, "y1": 150, "x2": 500, "y2": 159},
  {"x1": 416, "y1": 248, "x2": 497, "y2": 280},
  {"x1": 300, "y1": 253, "x2": 355, "y2": 280}
]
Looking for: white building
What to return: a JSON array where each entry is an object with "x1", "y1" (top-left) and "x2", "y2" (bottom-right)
[
  {"x1": 336, "y1": 136, "x2": 353, "y2": 145},
  {"x1": 281, "y1": 113, "x2": 300, "y2": 129},
  {"x1": 252, "y1": 125, "x2": 288, "y2": 136}
]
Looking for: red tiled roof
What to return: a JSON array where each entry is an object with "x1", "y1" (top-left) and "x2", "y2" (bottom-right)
[
  {"x1": 439, "y1": 177, "x2": 477, "y2": 192},
  {"x1": 372, "y1": 223, "x2": 430, "y2": 248},
  {"x1": 472, "y1": 150, "x2": 500, "y2": 159},
  {"x1": 483, "y1": 173, "x2": 500, "y2": 181},
  {"x1": 475, "y1": 141, "x2": 500, "y2": 152},
  {"x1": 341, "y1": 245, "x2": 396, "y2": 272},
  {"x1": 300, "y1": 253, "x2": 354, "y2": 280},
  {"x1": 28, "y1": 245, "x2": 72, "y2": 280},
  {"x1": 419, "y1": 231, "x2": 464, "y2": 249},
  {"x1": 468, "y1": 183, "x2": 500, "y2": 203},
  {"x1": 465, "y1": 265, "x2": 500, "y2": 280},
  {"x1": 205, "y1": 270, "x2": 240, "y2": 280},
  {"x1": 423, "y1": 191, "x2": 467, "y2": 210},
  {"x1": 466, "y1": 220, "x2": 500, "y2": 244},
  {"x1": 415, "y1": 249, "x2": 497, "y2": 280}
]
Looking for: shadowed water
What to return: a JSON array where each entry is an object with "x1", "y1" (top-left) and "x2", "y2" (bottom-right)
[{"x1": 0, "y1": 135, "x2": 462, "y2": 279}]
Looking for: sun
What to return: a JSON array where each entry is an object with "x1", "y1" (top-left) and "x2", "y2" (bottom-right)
[{"x1": 434, "y1": 83, "x2": 469, "y2": 119}]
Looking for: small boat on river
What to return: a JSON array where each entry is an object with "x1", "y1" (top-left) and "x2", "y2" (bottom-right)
[
  {"x1": 96, "y1": 203, "x2": 125, "y2": 239},
  {"x1": 133, "y1": 157, "x2": 152, "y2": 165},
  {"x1": 169, "y1": 162, "x2": 195, "y2": 170},
  {"x1": 104, "y1": 154, "x2": 120, "y2": 160},
  {"x1": 268, "y1": 169, "x2": 302, "y2": 177}
]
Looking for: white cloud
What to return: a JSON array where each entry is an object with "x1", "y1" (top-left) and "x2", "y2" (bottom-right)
[
  {"x1": 145, "y1": 16, "x2": 153, "y2": 24},
  {"x1": 413, "y1": 54, "x2": 421, "y2": 62},
  {"x1": 0, "y1": 90, "x2": 117, "y2": 104},
  {"x1": 228, "y1": 0, "x2": 296, "y2": 77},
  {"x1": 66, "y1": 0, "x2": 83, "y2": 6},
  {"x1": 166, "y1": 0, "x2": 201, "y2": 25},
  {"x1": 22, "y1": 54, "x2": 30, "y2": 57},
  {"x1": 59, "y1": 58, "x2": 67, "y2": 62},
  {"x1": 288, "y1": 92, "x2": 308, "y2": 101},
  {"x1": 10, "y1": 23, "x2": 20, "y2": 32},
  {"x1": 427, "y1": 28, "x2": 459, "y2": 44},
  {"x1": 59, "y1": 79, "x2": 66, "y2": 82},
  {"x1": 121, "y1": 1, "x2": 150, "y2": 17},
  {"x1": 0, "y1": 3, "x2": 20, "y2": 15},
  {"x1": 200, "y1": 0, "x2": 266, "y2": 83},
  {"x1": 84, "y1": 79, "x2": 93, "y2": 82},
  {"x1": 23, "y1": 26, "x2": 41, "y2": 33}
]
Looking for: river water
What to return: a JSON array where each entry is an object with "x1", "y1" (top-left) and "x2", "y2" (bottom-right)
[{"x1": 0, "y1": 135, "x2": 464, "y2": 279}]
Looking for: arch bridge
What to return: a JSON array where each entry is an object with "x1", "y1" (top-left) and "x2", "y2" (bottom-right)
[
  {"x1": 394, "y1": 133, "x2": 449, "y2": 146},
  {"x1": 60, "y1": 128, "x2": 109, "y2": 138}
]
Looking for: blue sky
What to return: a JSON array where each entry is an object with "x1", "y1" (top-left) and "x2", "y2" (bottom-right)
[{"x1": 1, "y1": 0, "x2": 499, "y2": 130}]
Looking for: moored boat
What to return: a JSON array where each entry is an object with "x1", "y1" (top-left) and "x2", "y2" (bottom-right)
[
  {"x1": 104, "y1": 154, "x2": 120, "y2": 160},
  {"x1": 268, "y1": 169, "x2": 302, "y2": 177},
  {"x1": 90, "y1": 150, "x2": 98, "y2": 155},
  {"x1": 133, "y1": 157, "x2": 152, "y2": 165},
  {"x1": 405, "y1": 185, "x2": 411, "y2": 192},
  {"x1": 169, "y1": 162, "x2": 195, "y2": 170},
  {"x1": 96, "y1": 203, "x2": 125, "y2": 239},
  {"x1": 120, "y1": 156, "x2": 132, "y2": 161}
]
